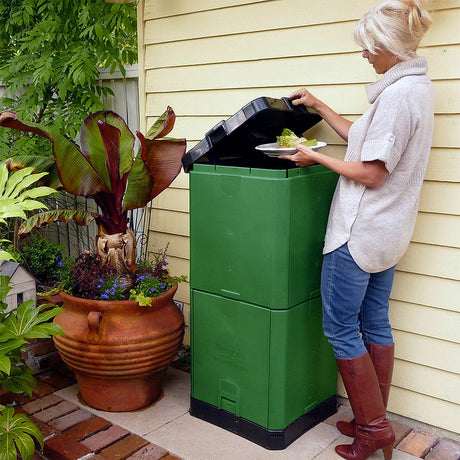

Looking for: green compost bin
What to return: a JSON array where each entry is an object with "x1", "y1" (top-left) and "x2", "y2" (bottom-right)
[
  {"x1": 189, "y1": 164, "x2": 338, "y2": 308},
  {"x1": 188, "y1": 164, "x2": 339, "y2": 450},
  {"x1": 184, "y1": 97, "x2": 339, "y2": 450}
]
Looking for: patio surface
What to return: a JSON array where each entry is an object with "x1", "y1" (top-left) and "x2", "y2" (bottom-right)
[{"x1": 8, "y1": 362, "x2": 460, "y2": 460}]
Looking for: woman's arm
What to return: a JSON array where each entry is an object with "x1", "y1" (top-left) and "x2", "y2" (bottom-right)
[
  {"x1": 289, "y1": 88, "x2": 353, "y2": 141},
  {"x1": 280, "y1": 144, "x2": 389, "y2": 189}
]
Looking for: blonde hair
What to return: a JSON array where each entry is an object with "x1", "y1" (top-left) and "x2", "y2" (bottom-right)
[{"x1": 353, "y1": 0, "x2": 432, "y2": 60}]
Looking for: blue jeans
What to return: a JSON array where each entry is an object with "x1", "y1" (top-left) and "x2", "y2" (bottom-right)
[{"x1": 321, "y1": 244, "x2": 395, "y2": 359}]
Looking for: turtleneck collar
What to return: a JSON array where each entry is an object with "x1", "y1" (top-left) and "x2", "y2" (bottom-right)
[{"x1": 366, "y1": 56, "x2": 428, "y2": 103}]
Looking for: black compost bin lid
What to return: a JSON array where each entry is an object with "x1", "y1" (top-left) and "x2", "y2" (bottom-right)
[{"x1": 182, "y1": 97, "x2": 322, "y2": 172}]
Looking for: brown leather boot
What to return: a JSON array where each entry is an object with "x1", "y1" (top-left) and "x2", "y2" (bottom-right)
[
  {"x1": 335, "y1": 353, "x2": 395, "y2": 460},
  {"x1": 336, "y1": 343, "x2": 394, "y2": 437}
]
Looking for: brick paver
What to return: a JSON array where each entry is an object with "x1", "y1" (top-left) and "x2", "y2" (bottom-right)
[
  {"x1": 30, "y1": 417, "x2": 61, "y2": 440},
  {"x1": 99, "y1": 433, "x2": 150, "y2": 459},
  {"x1": 43, "y1": 433, "x2": 92, "y2": 460},
  {"x1": 64, "y1": 415, "x2": 111, "y2": 441},
  {"x1": 28, "y1": 338, "x2": 58, "y2": 356},
  {"x1": 81, "y1": 424, "x2": 130, "y2": 452},
  {"x1": 32, "y1": 380, "x2": 56, "y2": 397},
  {"x1": 49, "y1": 408, "x2": 94, "y2": 431},
  {"x1": 125, "y1": 443, "x2": 169, "y2": 460},
  {"x1": 38, "y1": 370, "x2": 76, "y2": 389},
  {"x1": 392, "y1": 420, "x2": 413, "y2": 445},
  {"x1": 397, "y1": 429, "x2": 439, "y2": 457},
  {"x1": 425, "y1": 437, "x2": 460, "y2": 460},
  {"x1": 21, "y1": 393, "x2": 64, "y2": 414},
  {"x1": 33, "y1": 400, "x2": 79, "y2": 423}
]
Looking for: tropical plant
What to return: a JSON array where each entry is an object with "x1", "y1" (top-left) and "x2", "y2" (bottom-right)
[
  {"x1": 0, "y1": 166, "x2": 62, "y2": 460},
  {"x1": 0, "y1": 108, "x2": 186, "y2": 288}
]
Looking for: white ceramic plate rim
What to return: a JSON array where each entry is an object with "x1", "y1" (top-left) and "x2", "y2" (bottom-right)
[{"x1": 255, "y1": 141, "x2": 327, "y2": 156}]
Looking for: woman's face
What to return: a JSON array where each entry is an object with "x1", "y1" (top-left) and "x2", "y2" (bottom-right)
[{"x1": 362, "y1": 49, "x2": 400, "y2": 74}]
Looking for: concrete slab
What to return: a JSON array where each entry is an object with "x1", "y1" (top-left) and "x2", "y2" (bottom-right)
[{"x1": 144, "y1": 413, "x2": 341, "y2": 460}]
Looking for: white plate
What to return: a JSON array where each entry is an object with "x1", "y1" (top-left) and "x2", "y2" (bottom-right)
[{"x1": 255, "y1": 141, "x2": 327, "y2": 157}]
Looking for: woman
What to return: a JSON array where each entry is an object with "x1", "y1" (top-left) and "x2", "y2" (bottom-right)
[{"x1": 280, "y1": 1, "x2": 433, "y2": 459}]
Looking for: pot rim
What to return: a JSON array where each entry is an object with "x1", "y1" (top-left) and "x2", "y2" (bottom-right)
[{"x1": 56, "y1": 283, "x2": 179, "y2": 313}]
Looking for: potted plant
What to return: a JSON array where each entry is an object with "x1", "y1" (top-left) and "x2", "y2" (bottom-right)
[{"x1": 0, "y1": 108, "x2": 187, "y2": 411}]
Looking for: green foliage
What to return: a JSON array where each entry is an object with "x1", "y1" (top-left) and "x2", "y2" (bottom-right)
[
  {"x1": 0, "y1": 0, "x2": 138, "y2": 159},
  {"x1": 20, "y1": 235, "x2": 73, "y2": 291},
  {"x1": 0, "y1": 163, "x2": 57, "y2": 260},
  {"x1": 129, "y1": 247, "x2": 187, "y2": 306},
  {"x1": 0, "y1": 163, "x2": 57, "y2": 225},
  {"x1": 0, "y1": 406, "x2": 43, "y2": 460},
  {"x1": 0, "y1": 276, "x2": 63, "y2": 395},
  {"x1": 0, "y1": 277, "x2": 62, "y2": 460},
  {"x1": 0, "y1": 274, "x2": 62, "y2": 460},
  {"x1": 0, "y1": 164, "x2": 62, "y2": 460},
  {"x1": 0, "y1": 109, "x2": 186, "y2": 237}
]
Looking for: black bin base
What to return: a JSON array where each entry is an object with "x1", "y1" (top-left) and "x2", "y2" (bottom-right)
[{"x1": 190, "y1": 395, "x2": 337, "y2": 450}]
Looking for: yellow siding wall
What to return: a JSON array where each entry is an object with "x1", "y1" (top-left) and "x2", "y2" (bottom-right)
[{"x1": 138, "y1": 0, "x2": 460, "y2": 433}]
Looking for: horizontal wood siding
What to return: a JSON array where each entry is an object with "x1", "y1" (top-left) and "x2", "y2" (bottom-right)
[{"x1": 139, "y1": 0, "x2": 460, "y2": 432}]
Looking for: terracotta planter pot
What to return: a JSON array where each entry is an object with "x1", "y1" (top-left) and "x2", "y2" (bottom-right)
[{"x1": 53, "y1": 284, "x2": 184, "y2": 411}]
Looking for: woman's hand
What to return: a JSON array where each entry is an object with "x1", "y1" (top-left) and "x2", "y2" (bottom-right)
[
  {"x1": 278, "y1": 143, "x2": 318, "y2": 167},
  {"x1": 289, "y1": 88, "x2": 320, "y2": 110},
  {"x1": 288, "y1": 87, "x2": 352, "y2": 141}
]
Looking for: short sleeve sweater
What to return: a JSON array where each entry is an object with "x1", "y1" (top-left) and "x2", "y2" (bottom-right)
[{"x1": 323, "y1": 57, "x2": 434, "y2": 273}]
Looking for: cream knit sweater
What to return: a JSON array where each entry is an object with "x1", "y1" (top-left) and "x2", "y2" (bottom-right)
[{"x1": 323, "y1": 57, "x2": 435, "y2": 272}]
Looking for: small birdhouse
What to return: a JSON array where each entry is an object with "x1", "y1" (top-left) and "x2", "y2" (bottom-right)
[{"x1": 0, "y1": 261, "x2": 36, "y2": 313}]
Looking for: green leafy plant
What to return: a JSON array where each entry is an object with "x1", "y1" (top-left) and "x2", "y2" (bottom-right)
[
  {"x1": 20, "y1": 235, "x2": 72, "y2": 291},
  {"x1": 0, "y1": 276, "x2": 63, "y2": 394},
  {"x1": 0, "y1": 166, "x2": 61, "y2": 460},
  {"x1": 0, "y1": 163, "x2": 57, "y2": 260},
  {"x1": 0, "y1": 406, "x2": 43, "y2": 460},
  {"x1": 0, "y1": 0, "x2": 137, "y2": 162},
  {"x1": 0, "y1": 109, "x2": 186, "y2": 290},
  {"x1": 130, "y1": 247, "x2": 187, "y2": 306}
]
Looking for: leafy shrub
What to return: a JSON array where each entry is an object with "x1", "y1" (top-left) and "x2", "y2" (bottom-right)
[
  {"x1": 20, "y1": 235, "x2": 72, "y2": 290},
  {"x1": 0, "y1": 275, "x2": 62, "y2": 460}
]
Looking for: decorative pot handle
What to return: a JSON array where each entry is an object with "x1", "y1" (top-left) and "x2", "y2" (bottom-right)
[{"x1": 87, "y1": 311, "x2": 102, "y2": 338}]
